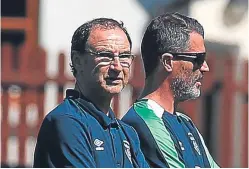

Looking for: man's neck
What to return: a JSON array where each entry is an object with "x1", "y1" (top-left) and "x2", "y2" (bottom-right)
[
  {"x1": 86, "y1": 94, "x2": 112, "y2": 114},
  {"x1": 139, "y1": 77, "x2": 175, "y2": 114},
  {"x1": 75, "y1": 85, "x2": 112, "y2": 115}
]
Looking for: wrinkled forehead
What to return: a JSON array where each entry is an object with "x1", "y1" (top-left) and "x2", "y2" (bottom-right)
[
  {"x1": 187, "y1": 32, "x2": 205, "y2": 53},
  {"x1": 87, "y1": 27, "x2": 130, "y2": 52}
]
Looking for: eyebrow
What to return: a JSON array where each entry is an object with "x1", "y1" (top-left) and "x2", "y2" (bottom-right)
[
  {"x1": 95, "y1": 50, "x2": 131, "y2": 55},
  {"x1": 95, "y1": 49, "x2": 112, "y2": 53},
  {"x1": 119, "y1": 51, "x2": 131, "y2": 55}
]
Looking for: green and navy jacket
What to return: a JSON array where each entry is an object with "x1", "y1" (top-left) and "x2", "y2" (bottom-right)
[{"x1": 122, "y1": 99, "x2": 219, "y2": 168}]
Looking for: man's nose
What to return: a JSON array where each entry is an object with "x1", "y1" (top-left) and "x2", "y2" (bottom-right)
[
  {"x1": 200, "y1": 61, "x2": 209, "y2": 72},
  {"x1": 109, "y1": 57, "x2": 122, "y2": 72}
]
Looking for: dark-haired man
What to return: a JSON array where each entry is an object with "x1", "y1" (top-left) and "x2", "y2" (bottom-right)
[
  {"x1": 33, "y1": 18, "x2": 149, "y2": 168},
  {"x1": 122, "y1": 13, "x2": 219, "y2": 168}
]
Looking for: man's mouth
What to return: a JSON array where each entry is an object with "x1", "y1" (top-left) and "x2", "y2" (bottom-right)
[
  {"x1": 195, "y1": 76, "x2": 203, "y2": 87},
  {"x1": 106, "y1": 77, "x2": 122, "y2": 80},
  {"x1": 195, "y1": 81, "x2": 202, "y2": 87},
  {"x1": 105, "y1": 77, "x2": 123, "y2": 84},
  {"x1": 196, "y1": 75, "x2": 203, "y2": 82}
]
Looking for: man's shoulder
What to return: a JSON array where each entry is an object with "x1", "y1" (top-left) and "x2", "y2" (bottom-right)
[
  {"x1": 44, "y1": 98, "x2": 90, "y2": 123},
  {"x1": 122, "y1": 105, "x2": 136, "y2": 119},
  {"x1": 118, "y1": 120, "x2": 136, "y2": 134},
  {"x1": 37, "y1": 99, "x2": 95, "y2": 142},
  {"x1": 122, "y1": 105, "x2": 144, "y2": 125},
  {"x1": 175, "y1": 112, "x2": 202, "y2": 134},
  {"x1": 175, "y1": 111, "x2": 193, "y2": 122},
  {"x1": 122, "y1": 99, "x2": 151, "y2": 120},
  {"x1": 121, "y1": 105, "x2": 153, "y2": 140}
]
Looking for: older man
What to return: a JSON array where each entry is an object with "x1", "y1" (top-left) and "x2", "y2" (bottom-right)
[{"x1": 33, "y1": 18, "x2": 148, "y2": 168}]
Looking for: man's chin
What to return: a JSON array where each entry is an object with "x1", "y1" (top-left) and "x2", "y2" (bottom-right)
[
  {"x1": 176, "y1": 90, "x2": 201, "y2": 102},
  {"x1": 104, "y1": 85, "x2": 123, "y2": 94}
]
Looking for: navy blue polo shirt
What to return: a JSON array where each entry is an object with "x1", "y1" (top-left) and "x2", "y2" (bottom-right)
[{"x1": 33, "y1": 89, "x2": 149, "y2": 168}]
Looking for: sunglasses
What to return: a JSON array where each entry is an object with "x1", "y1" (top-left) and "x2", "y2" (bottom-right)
[{"x1": 170, "y1": 52, "x2": 206, "y2": 65}]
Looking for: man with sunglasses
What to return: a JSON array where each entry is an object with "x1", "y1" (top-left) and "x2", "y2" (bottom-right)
[
  {"x1": 122, "y1": 13, "x2": 219, "y2": 168},
  {"x1": 33, "y1": 18, "x2": 148, "y2": 168}
]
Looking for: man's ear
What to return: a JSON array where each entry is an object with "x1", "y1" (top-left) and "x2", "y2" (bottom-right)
[
  {"x1": 71, "y1": 50, "x2": 83, "y2": 72},
  {"x1": 160, "y1": 53, "x2": 173, "y2": 72}
]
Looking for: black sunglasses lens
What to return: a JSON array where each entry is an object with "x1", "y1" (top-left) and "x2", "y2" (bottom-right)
[{"x1": 196, "y1": 53, "x2": 206, "y2": 65}]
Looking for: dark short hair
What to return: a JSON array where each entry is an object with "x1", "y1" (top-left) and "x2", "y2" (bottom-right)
[
  {"x1": 70, "y1": 18, "x2": 132, "y2": 76},
  {"x1": 141, "y1": 12, "x2": 204, "y2": 78}
]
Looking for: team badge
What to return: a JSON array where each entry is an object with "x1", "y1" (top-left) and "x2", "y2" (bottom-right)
[{"x1": 188, "y1": 133, "x2": 201, "y2": 155}]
